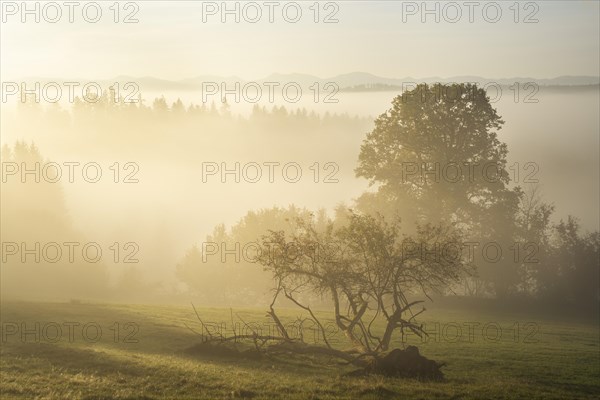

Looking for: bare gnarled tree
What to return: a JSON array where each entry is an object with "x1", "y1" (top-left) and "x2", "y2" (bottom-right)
[
  {"x1": 189, "y1": 211, "x2": 471, "y2": 377},
  {"x1": 255, "y1": 212, "x2": 470, "y2": 372}
]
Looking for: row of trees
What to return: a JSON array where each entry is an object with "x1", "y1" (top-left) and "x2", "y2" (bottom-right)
[
  {"x1": 177, "y1": 202, "x2": 598, "y2": 309},
  {"x1": 7, "y1": 90, "x2": 372, "y2": 167},
  {"x1": 15, "y1": 90, "x2": 367, "y2": 128}
]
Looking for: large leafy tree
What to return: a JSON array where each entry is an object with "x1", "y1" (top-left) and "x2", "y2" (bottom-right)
[
  {"x1": 356, "y1": 83, "x2": 520, "y2": 228},
  {"x1": 355, "y1": 84, "x2": 523, "y2": 297}
]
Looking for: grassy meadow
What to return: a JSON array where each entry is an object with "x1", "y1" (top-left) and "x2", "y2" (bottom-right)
[{"x1": 0, "y1": 300, "x2": 598, "y2": 400}]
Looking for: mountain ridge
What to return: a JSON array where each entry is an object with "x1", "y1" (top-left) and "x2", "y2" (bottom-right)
[{"x1": 17, "y1": 73, "x2": 600, "y2": 92}]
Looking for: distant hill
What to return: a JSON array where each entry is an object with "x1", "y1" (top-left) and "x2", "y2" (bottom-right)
[{"x1": 18, "y1": 73, "x2": 600, "y2": 93}]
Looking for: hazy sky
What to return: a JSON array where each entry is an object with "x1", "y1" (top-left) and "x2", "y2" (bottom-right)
[{"x1": 1, "y1": 1, "x2": 599, "y2": 80}]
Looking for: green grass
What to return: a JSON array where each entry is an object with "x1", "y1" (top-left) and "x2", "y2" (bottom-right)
[{"x1": 0, "y1": 300, "x2": 598, "y2": 399}]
